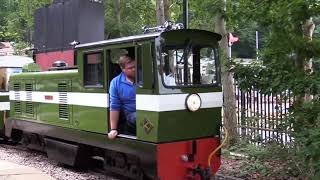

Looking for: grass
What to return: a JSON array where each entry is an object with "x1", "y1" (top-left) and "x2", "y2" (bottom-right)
[{"x1": 218, "y1": 140, "x2": 301, "y2": 179}]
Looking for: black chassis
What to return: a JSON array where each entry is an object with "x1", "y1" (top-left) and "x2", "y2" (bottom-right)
[{"x1": 5, "y1": 118, "x2": 158, "y2": 179}]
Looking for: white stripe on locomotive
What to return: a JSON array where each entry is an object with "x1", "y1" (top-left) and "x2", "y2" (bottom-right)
[
  {"x1": 9, "y1": 91, "x2": 223, "y2": 111},
  {"x1": 0, "y1": 102, "x2": 10, "y2": 111},
  {"x1": 136, "y1": 92, "x2": 223, "y2": 112}
]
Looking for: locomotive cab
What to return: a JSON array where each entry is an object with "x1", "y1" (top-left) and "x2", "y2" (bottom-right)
[
  {"x1": 73, "y1": 29, "x2": 223, "y2": 141},
  {"x1": 83, "y1": 29, "x2": 222, "y2": 140}
]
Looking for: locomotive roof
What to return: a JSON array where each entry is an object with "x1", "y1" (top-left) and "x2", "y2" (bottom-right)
[{"x1": 76, "y1": 32, "x2": 161, "y2": 49}]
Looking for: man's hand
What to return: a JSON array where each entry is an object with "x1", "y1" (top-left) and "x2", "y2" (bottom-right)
[{"x1": 108, "y1": 129, "x2": 118, "y2": 139}]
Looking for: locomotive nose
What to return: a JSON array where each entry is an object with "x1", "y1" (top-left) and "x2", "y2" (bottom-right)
[{"x1": 157, "y1": 138, "x2": 221, "y2": 180}]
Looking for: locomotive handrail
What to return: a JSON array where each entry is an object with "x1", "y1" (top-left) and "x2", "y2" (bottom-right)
[{"x1": 142, "y1": 21, "x2": 184, "y2": 34}]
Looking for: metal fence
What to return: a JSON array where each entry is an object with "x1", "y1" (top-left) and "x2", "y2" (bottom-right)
[{"x1": 234, "y1": 85, "x2": 294, "y2": 144}]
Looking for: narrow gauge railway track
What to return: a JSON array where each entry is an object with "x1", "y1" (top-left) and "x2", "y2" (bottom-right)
[
  {"x1": 0, "y1": 139, "x2": 116, "y2": 180},
  {"x1": 0, "y1": 139, "x2": 241, "y2": 180}
]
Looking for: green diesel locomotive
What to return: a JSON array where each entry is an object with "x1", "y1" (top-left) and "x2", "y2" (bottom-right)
[{"x1": 6, "y1": 28, "x2": 222, "y2": 180}]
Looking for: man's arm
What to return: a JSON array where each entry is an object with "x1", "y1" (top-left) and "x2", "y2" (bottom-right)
[
  {"x1": 110, "y1": 111, "x2": 120, "y2": 130},
  {"x1": 108, "y1": 78, "x2": 121, "y2": 139},
  {"x1": 108, "y1": 110, "x2": 120, "y2": 139}
]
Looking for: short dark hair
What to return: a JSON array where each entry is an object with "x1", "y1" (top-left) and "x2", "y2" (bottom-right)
[{"x1": 118, "y1": 55, "x2": 135, "y2": 69}]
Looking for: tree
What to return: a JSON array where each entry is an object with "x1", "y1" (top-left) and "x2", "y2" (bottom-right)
[
  {"x1": 0, "y1": 1, "x2": 21, "y2": 41},
  {"x1": 113, "y1": 0, "x2": 122, "y2": 37},
  {"x1": 214, "y1": 0, "x2": 239, "y2": 144},
  {"x1": 5, "y1": 0, "x2": 52, "y2": 43},
  {"x1": 165, "y1": 0, "x2": 240, "y2": 144},
  {"x1": 0, "y1": 0, "x2": 51, "y2": 54},
  {"x1": 166, "y1": 0, "x2": 241, "y2": 144},
  {"x1": 105, "y1": 0, "x2": 156, "y2": 37},
  {"x1": 156, "y1": 0, "x2": 165, "y2": 25},
  {"x1": 231, "y1": 0, "x2": 320, "y2": 177},
  {"x1": 163, "y1": 0, "x2": 170, "y2": 21},
  {"x1": 156, "y1": 0, "x2": 171, "y2": 25}
]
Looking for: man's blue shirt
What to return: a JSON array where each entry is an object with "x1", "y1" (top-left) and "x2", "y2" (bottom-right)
[{"x1": 109, "y1": 72, "x2": 136, "y2": 112}]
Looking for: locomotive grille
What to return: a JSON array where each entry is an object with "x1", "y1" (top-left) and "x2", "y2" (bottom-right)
[
  {"x1": 13, "y1": 83, "x2": 20, "y2": 100},
  {"x1": 13, "y1": 83, "x2": 21, "y2": 113},
  {"x1": 25, "y1": 83, "x2": 33, "y2": 115},
  {"x1": 14, "y1": 102, "x2": 21, "y2": 113},
  {"x1": 58, "y1": 83, "x2": 69, "y2": 120}
]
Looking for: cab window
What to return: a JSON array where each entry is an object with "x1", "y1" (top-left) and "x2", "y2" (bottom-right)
[
  {"x1": 84, "y1": 52, "x2": 104, "y2": 87},
  {"x1": 161, "y1": 46, "x2": 219, "y2": 87}
]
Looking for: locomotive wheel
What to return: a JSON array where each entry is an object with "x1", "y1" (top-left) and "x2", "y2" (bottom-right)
[
  {"x1": 0, "y1": 111, "x2": 7, "y2": 142},
  {"x1": 104, "y1": 149, "x2": 147, "y2": 180},
  {"x1": 0, "y1": 133, "x2": 8, "y2": 143},
  {"x1": 21, "y1": 133, "x2": 46, "y2": 152},
  {"x1": 10, "y1": 129, "x2": 22, "y2": 144}
]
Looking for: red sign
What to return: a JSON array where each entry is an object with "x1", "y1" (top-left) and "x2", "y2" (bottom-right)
[
  {"x1": 45, "y1": 95, "x2": 53, "y2": 100},
  {"x1": 228, "y1": 33, "x2": 239, "y2": 46}
]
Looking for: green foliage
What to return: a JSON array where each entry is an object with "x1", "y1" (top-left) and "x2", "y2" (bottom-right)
[
  {"x1": 315, "y1": 16, "x2": 320, "y2": 38},
  {"x1": 157, "y1": 0, "x2": 221, "y2": 31},
  {"x1": 0, "y1": 1, "x2": 17, "y2": 41},
  {"x1": 231, "y1": 0, "x2": 320, "y2": 178},
  {"x1": 188, "y1": 0, "x2": 218, "y2": 31},
  {"x1": 12, "y1": 41, "x2": 29, "y2": 56},
  {"x1": 104, "y1": 0, "x2": 156, "y2": 38},
  {"x1": 0, "y1": 0, "x2": 51, "y2": 54},
  {"x1": 103, "y1": 0, "x2": 221, "y2": 38},
  {"x1": 291, "y1": 99, "x2": 320, "y2": 178},
  {"x1": 1, "y1": 0, "x2": 50, "y2": 54},
  {"x1": 2, "y1": 0, "x2": 52, "y2": 43}
]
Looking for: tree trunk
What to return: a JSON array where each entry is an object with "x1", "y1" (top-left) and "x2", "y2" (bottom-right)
[
  {"x1": 214, "y1": 0, "x2": 239, "y2": 145},
  {"x1": 302, "y1": 17, "x2": 315, "y2": 101},
  {"x1": 156, "y1": 0, "x2": 165, "y2": 25},
  {"x1": 163, "y1": 0, "x2": 170, "y2": 21},
  {"x1": 114, "y1": 0, "x2": 121, "y2": 36},
  {"x1": 296, "y1": 17, "x2": 315, "y2": 103}
]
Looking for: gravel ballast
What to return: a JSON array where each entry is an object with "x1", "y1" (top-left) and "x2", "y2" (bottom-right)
[{"x1": 0, "y1": 144, "x2": 115, "y2": 180}]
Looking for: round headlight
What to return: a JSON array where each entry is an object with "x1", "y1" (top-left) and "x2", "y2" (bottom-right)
[{"x1": 186, "y1": 94, "x2": 202, "y2": 112}]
